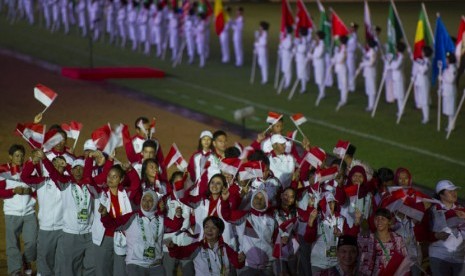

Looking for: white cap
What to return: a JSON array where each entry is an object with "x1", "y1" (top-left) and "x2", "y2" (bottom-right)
[
  {"x1": 325, "y1": 192, "x2": 337, "y2": 202},
  {"x1": 435, "y1": 180, "x2": 460, "y2": 193},
  {"x1": 199, "y1": 130, "x2": 213, "y2": 139},
  {"x1": 270, "y1": 134, "x2": 286, "y2": 145},
  {"x1": 72, "y1": 159, "x2": 85, "y2": 168},
  {"x1": 83, "y1": 139, "x2": 97, "y2": 151}
]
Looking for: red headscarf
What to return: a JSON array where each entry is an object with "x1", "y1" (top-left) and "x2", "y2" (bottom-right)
[{"x1": 394, "y1": 167, "x2": 412, "y2": 187}]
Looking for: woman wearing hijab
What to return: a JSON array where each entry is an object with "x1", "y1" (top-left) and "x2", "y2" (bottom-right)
[{"x1": 100, "y1": 190, "x2": 183, "y2": 275}]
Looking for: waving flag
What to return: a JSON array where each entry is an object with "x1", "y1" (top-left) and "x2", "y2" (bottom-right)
[
  {"x1": 238, "y1": 161, "x2": 264, "y2": 181},
  {"x1": 61, "y1": 121, "x2": 83, "y2": 140},
  {"x1": 15, "y1": 123, "x2": 45, "y2": 149},
  {"x1": 214, "y1": 0, "x2": 225, "y2": 35},
  {"x1": 43, "y1": 129, "x2": 64, "y2": 152},
  {"x1": 331, "y1": 9, "x2": 348, "y2": 38},
  {"x1": 173, "y1": 173, "x2": 194, "y2": 199},
  {"x1": 432, "y1": 16, "x2": 456, "y2": 85},
  {"x1": 413, "y1": 7, "x2": 434, "y2": 60},
  {"x1": 164, "y1": 143, "x2": 188, "y2": 171},
  {"x1": 280, "y1": 0, "x2": 294, "y2": 39},
  {"x1": 304, "y1": 147, "x2": 326, "y2": 168},
  {"x1": 333, "y1": 140, "x2": 350, "y2": 159},
  {"x1": 92, "y1": 123, "x2": 125, "y2": 155},
  {"x1": 317, "y1": 0, "x2": 331, "y2": 50},
  {"x1": 295, "y1": 0, "x2": 313, "y2": 37},
  {"x1": 387, "y1": 3, "x2": 404, "y2": 55},
  {"x1": 266, "y1": 111, "x2": 283, "y2": 125},
  {"x1": 315, "y1": 166, "x2": 339, "y2": 183},
  {"x1": 220, "y1": 158, "x2": 241, "y2": 176},
  {"x1": 456, "y1": 16, "x2": 465, "y2": 70},
  {"x1": 363, "y1": 0, "x2": 374, "y2": 44},
  {"x1": 34, "y1": 84, "x2": 57, "y2": 108},
  {"x1": 290, "y1": 113, "x2": 307, "y2": 126}
]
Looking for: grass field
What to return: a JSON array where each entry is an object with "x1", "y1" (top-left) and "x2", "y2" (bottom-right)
[{"x1": 0, "y1": 1, "x2": 464, "y2": 197}]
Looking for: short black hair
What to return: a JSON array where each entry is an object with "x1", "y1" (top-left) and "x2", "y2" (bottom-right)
[
  {"x1": 299, "y1": 27, "x2": 308, "y2": 37},
  {"x1": 376, "y1": 167, "x2": 394, "y2": 184},
  {"x1": 110, "y1": 164, "x2": 126, "y2": 178},
  {"x1": 396, "y1": 41, "x2": 406, "y2": 53},
  {"x1": 339, "y1": 36, "x2": 348, "y2": 45},
  {"x1": 422, "y1": 46, "x2": 433, "y2": 57},
  {"x1": 8, "y1": 144, "x2": 25, "y2": 156},
  {"x1": 346, "y1": 144, "x2": 356, "y2": 157},
  {"x1": 224, "y1": 147, "x2": 241, "y2": 158},
  {"x1": 169, "y1": 171, "x2": 184, "y2": 185},
  {"x1": 135, "y1": 116, "x2": 149, "y2": 129},
  {"x1": 260, "y1": 21, "x2": 270, "y2": 31},
  {"x1": 49, "y1": 124, "x2": 67, "y2": 140},
  {"x1": 142, "y1": 140, "x2": 158, "y2": 152},
  {"x1": 212, "y1": 130, "x2": 227, "y2": 141},
  {"x1": 248, "y1": 150, "x2": 270, "y2": 167},
  {"x1": 203, "y1": 216, "x2": 225, "y2": 235},
  {"x1": 375, "y1": 208, "x2": 392, "y2": 220},
  {"x1": 317, "y1": 30, "x2": 325, "y2": 40}
]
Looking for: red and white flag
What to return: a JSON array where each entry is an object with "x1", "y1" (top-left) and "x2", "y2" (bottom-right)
[
  {"x1": 15, "y1": 123, "x2": 45, "y2": 149},
  {"x1": 244, "y1": 218, "x2": 260, "y2": 238},
  {"x1": 333, "y1": 140, "x2": 350, "y2": 159},
  {"x1": 304, "y1": 147, "x2": 326, "y2": 168},
  {"x1": 382, "y1": 188, "x2": 425, "y2": 222},
  {"x1": 290, "y1": 113, "x2": 307, "y2": 126},
  {"x1": 238, "y1": 145, "x2": 254, "y2": 160},
  {"x1": 266, "y1": 111, "x2": 283, "y2": 125},
  {"x1": 61, "y1": 121, "x2": 83, "y2": 140},
  {"x1": 34, "y1": 84, "x2": 57, "y2": 107},
  {"x1": 173, "y1": 173, "x2": 194, "y2": 199},
  {"x1": 315, "y1": 166, "x2": 339, "y2": 183},
  {"x1": 456, "y1": 16, "x2": 465, "y2": 66},
  {"x1": 91, "y1": 123, "x2": 125, "y2": 155},
  {"x1": 164, "y1": 143, "x2": 188, "y2": 171},
  {"x1": 42, "y1": 129, "x2": 65, "y2": 152},
  {"x1": 239, "y1": 161, "x2": 264, "y2": 181},
  {"x1": 149, "y1": 118, "x2": 156, "y2": 137},
  {"x1": 220, "y1": 158, "x2": 241, "y2": 176},
  {"x1": 287, "y1": 130, "x2": 298, "y2": 141}
]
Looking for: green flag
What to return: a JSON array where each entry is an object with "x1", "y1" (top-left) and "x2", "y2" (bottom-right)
[{"x1": 387, "y1": 3, "x2": 403, "y2": 55}]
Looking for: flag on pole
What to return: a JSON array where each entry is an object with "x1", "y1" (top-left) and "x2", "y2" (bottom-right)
[
  {"x1": 317, "y1": 0, "x2": 331, "y2": 51},
  {"x1": 295, "y1": 0, "x2": 313, "y2": 37},
  {"x1": 220, "y1": 157, "x2": 241, "y2": 176},
  {"x1": 61, "y1": 121, "x2": 83, "y2": 140},
  {"x1": 304, "y1": 147, "x2": 326, "y2": 168},
  {"x1": 173, "y1": 173, "x2": 194, "y2": 199},
  {"x1": 280, "y1": 0, "x2": 294, "y2": 39},
  {"x1": 290, "y1": 113, "x2": 307, "y2": 126},
  {"x1": 266, "y1": 111, "x2": 283, "y2": 125},
  {"x1": 214, "y1": 0, "x2": 225, "y2": 35},
  {"x1": 387, "y1": 3, "x2": 404, "y2": 55},
  {"x1": 238, "y1": 161, "x2": 264, "y2": 180},
  {"x1": 15, "y1": 123, "x2": 45, "y2": 149},
  {"x1": 315, "y1": 166, "x2": 339, "y2": 183},
  {"x1": 332, "y1": 140, "x2": 350, "y2": 159},
  {"x1": 413, "y1": 7, "x2": 434, "y2": 60},
  {"x1": 164, "y1": 143, "x2": 188, "y2": 171},
  {"x1": 363, "y1": 0, "x2": 374, "y2": 44},
  {"x1": 91, "y1": 123, "x2": 125, "y2": 155},
  {"x1": 286, "y1": 130, "x2": 298, "y2": 141},
  {"x1": 331, "y1": 9, "x2": 348, "y2": 38},
  {"x1": 34, "y1": 84, "x2": 57, "y2": 108},
  {"x1": 456, "y1": 16, "x2": 465, "y2": 67},
  {"x1": 42, "y1": 129, "x2": 64, "y2": 152},
  {"x1": 432, "y1": 16, "x2": 455, "y2": 86}
]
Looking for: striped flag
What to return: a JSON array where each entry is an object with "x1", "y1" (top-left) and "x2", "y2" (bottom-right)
[
  {"x1": 214, "y1": 0, "x2": 225, "y2": 35},
  {"x1": 164, "y1": 143, "x2": 188, "y2": 171},
  {"x1": 290, "y1": 113, "x2": 307, "y2": 126},
  {"x1": 413, "y1": 7, "x2": 433, "y2": 60},
  {"x1": 266, "y1": 111, "x2": 283, "y2": 125},
  {"x1": 43, "y1": 129, "x2": 64, "y2": 152},
  {"x1": 15, "y1": 123, "x2": 45, "y2": 149},
  {"x1": 34, "y1": 84, "x2": 57, "y2": 107},
  {"x1": 61, "y1": 121, "x2": 83, "y2": 140}
]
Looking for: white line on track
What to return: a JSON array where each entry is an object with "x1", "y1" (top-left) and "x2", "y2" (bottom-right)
[{"x1": 168, "y1": 78, "x2": 465, "y2": 168}]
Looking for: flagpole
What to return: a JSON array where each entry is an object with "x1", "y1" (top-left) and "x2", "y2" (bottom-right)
[
  {"x1": 390, "y1": 0, "x2": 412, "y2": 58},
  {"x1": 291, "y1": 119, "x2": 308, "y2": 141},
  {"x1": 371, "y1": 69, "x2": 387, "y2": 118},
  {"x1": 16, "y1": 129, "x2": 37, "y2": 149},
  {"x1": 446, "y1": 88, "x2": 465, "y2": 139},
  {"x1": 421, "y1": 3, "x2": 435, "y2": 44},
  {"x1": 283, "y1": 136, "x2": 303, "y2": 145},
  {"x1": 396, "y1": 78, "x2": 415, "y2": 124},
  {"x1": 437, "y1": 60, "x2": 443, "y2": 132}
]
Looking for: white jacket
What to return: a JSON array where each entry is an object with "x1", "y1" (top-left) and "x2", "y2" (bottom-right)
[
  {"x1": 92, "y1": 189, "x2": 133, "y2": 255},
  {"x1": 2, "y1": 178, "x2": 36, "y2": 216},
  {"x1": 60, "y1": 183, "x2": 94, "y2": 234}
]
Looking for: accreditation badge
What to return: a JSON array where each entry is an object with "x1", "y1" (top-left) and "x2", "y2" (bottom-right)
[
  {"x1": 77, "y1": 209, "x2": 89, "y2": 224},
  {"x1": 326, "y1": 246, "x2": 337, "y2": 258},
  {"x1": 143, "y1": 247, "x2": 156, "y2": 260}
]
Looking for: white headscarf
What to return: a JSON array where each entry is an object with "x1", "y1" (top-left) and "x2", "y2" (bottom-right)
[{"x1": 140, "y1": 190, "x2": 158, "y2": 218}]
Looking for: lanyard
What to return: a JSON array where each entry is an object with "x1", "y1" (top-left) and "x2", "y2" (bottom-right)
[
  {"x1": 205, "y1": 245, "x2": 225, "y2": 276},
  {"x1": 375, "y1": 233, "x2": 393, "y2": 262},
  {"x1": 138, "y1": 215, "x2": 160, "y2": 246},
  {"x1": 320, "y1": 217, "x2": 338, "y2": 245},
  {"x1": 72, "y1": 185, "x2": 89, "y2": 209}
]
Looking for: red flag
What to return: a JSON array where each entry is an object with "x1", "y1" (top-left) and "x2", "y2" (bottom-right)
[
  {"x1": 344, "y1": 184, "x2": 359, "y2": 198},
  {"x1": 456, "y1": 16, "x2": 465, "y2": 65},
  {"x1": 315, "y1": 166, "x2": 338, "y2": 183},
  {"x1": 331, "y1": 9, "x2": 349, "y2": 38},
  {"x1": 43, "y1": 129, "x2": 64, "y2": 152},
  {"x1": 379, "y1": 250, "x2": 411, "y2": 276},
  {"x1": 164, "y1": 143, "x2": 188, "y2": 171},
  {"x1": 290, "y1": 113, "x2": 307, "y2": 126},
  {"x1": 266, "y1": 111, "x2": 283, "y2": 125},
  {"x1": 238, "y1": 145, "x2": 254, "y2": 160},
  {"x1": 220, "y1": 158, "x2": 241, "y2": 176},
  {"x1": 15, "y1": 123, "x2": 45, "y2": 149},
  {"x1": 332, "y1": 140, "x2": 350, "y2": 159},
  {"x1": 34, "y1": 84, "x2": 58, "y2": 108},
  {"x1": 238, "y1": 161, "x2": 264, "y2": 180},
  {"x1": 173, "y1": 173, "x2": 194, "y2": 199},
  {"x1": 91, "y1": 124, "x2": 125, "y2": 155},
  {"x1": 281, "y1": 0, "x2": 294, "y2": 39},
  {"x1": 295, "y1": 0, "x2": 313, "y2": 37},
  {"x1": 61, "y1": 121, "x2": 83, "y2": 140},
  {"x1": 304, "y1": 147, "x2": 326, "y2": 168}
]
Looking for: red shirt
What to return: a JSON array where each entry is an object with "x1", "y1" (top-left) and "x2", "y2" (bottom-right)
[{"x1": 104, "y1": 193, "x2": 122, "y2": 237}]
